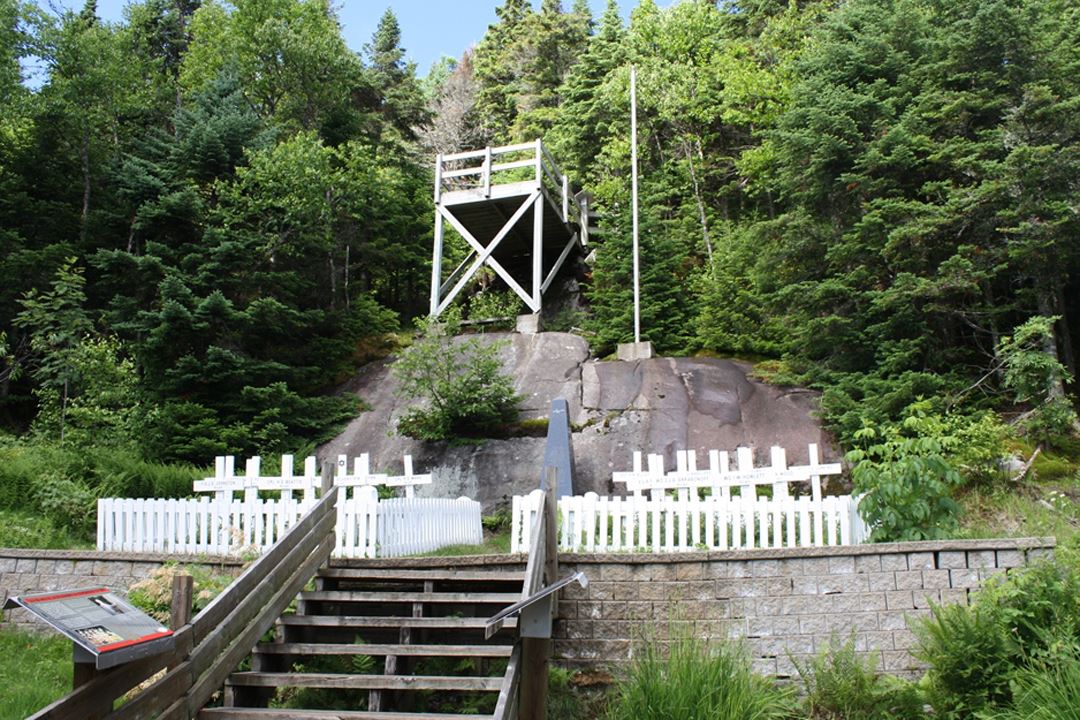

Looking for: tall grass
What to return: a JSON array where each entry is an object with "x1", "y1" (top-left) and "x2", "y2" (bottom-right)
[
  {"x1": 990, "y1": 653, "x2": 1080, "y2": 720},
  {"x1": 0, "y1": 437, "x2": 205, "y2": 542},
  {"x1": 605, "y1": 632, "x2": 792, "y2": 720}
]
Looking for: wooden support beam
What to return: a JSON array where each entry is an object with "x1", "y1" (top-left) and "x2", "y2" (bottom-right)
[
  {"x1": 532, "y1": 191, "x2": 543, "y2": 312},
  {"x1": 435, "y1": 204, "x2": 534, "y2": 314},
  {"x1": 433, "y1": 192, "x2": 539, "y2": 316},
  {"x1": 519, "y1": 638, "x2": 550, "y2": 720}
]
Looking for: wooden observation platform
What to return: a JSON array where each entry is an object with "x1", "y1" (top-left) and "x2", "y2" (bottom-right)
[{"x1": 430, "y1": 140, "x2": 592, "y2": 317}]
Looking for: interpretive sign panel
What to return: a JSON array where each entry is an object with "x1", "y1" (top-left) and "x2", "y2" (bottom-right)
[{"x1": 4, "y1": 587, "x2": 174, "y2": 669}]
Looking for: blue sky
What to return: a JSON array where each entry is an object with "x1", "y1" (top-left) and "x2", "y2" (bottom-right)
[{"x1": 53, "y1": 1, "x2": 649, "y2": 76}]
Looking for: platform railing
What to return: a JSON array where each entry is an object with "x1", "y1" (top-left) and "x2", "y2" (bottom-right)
[{"x1": 435, "y1": 139, "x2": 583, "y2": 230}]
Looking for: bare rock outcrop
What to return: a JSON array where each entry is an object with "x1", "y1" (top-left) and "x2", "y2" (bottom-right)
[{"x1": 319, "y1": 332, "x2": 838, "y2": 512}]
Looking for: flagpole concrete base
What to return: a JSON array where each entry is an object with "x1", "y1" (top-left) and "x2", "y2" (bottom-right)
[{"x1": 617, "y1": 341, "x2": 654, "y2": 361}]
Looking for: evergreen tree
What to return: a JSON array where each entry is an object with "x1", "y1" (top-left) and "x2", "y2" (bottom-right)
[
  {"x1": 473, "y1": 0, "x2": 532, "y2": 143},
  {"x1": 362, "y1": 8, "x2": 428, "y2": 142}
]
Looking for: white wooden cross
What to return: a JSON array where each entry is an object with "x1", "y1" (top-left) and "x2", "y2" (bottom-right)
[
  {"x1": 612, "y1": 444, "x2": 841, "y2": 501},
  {"x1": 333, "y1": 453, "x2": 432, "y2": 499},
  {"x1": 195, "y1": 454, "x2": 319, "y2": 504}
]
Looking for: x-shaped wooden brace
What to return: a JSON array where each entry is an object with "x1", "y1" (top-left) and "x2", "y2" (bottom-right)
[{"x1": 433, "y1": 190, "x2": 541, "y2": 316}]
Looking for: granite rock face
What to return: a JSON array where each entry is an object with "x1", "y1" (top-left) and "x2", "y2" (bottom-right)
[{"x1": 319, "y1": 332, "x2": 839, "y2": 512}]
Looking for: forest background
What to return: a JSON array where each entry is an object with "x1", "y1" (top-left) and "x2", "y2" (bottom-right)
[{"x1": 1, "y1": 0, "x2": 1078, "y2": 544}]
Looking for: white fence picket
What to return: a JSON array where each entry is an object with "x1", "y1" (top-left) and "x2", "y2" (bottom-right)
[
  {"x1": 97, "y1": 452, "x2": 480, "y2": 559},
  {"x1": 509, "y1": 490, "x2": 868, "y2": 554}
]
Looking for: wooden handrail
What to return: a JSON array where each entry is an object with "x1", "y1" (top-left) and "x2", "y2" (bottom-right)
[
  {"x1": 493, "y1": 479, "x2": 553, "y2": 720},
  {"x1": 30, "y1": 487, "x2": 339, "y2": 720},
  {"x1": 437, "y1": 140, "x2": 577, "y2": 225}
]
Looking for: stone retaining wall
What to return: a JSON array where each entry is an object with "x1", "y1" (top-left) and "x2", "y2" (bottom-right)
[
  {"x1": 2, "y1": 539, "x2": 1057, "y2": 679},
  {"x1": 554, "y1": 538, "x2": 1055, "y2": 677},
  {"x1": 0, "y1": 549, "x2": 244, "y2": 633}
]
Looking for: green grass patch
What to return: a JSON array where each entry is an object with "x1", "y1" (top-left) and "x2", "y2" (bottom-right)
[
  {"x1": 956, "y1": 480, "x2": 1080, "y2": 546},
  {"x1": 414, "y1": 531, "x2": 511, "y2": 557},
  {"x1": 0, "y1": 509, "x2": 93, "y2": 549},
  {"x1": 0, "y1": 629, "x2": 72, "y2": 719},
  {"x1": 606, "y1": 632, "x2": 794, "y2": 720}
]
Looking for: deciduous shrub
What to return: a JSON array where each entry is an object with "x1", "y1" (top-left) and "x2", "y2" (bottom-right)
[
  {"x1": 916, "y1": 554, "x2": 1080, "y2": 718},
  {"x1": 914, "y1": 603, "x2": 1013, "y2": 718},
  {"x1": 392, "y1": 311, "x2": 520, "y2": 441},
  {"x1": 127, "y1": 563, "x2": 237, "y2": 624},
  {"x1": 848, "y1": 401, "x2": 963, "y2": 541},
  {"x1": 998, "y1": 316, "x2": 1079, "y2": 446}
]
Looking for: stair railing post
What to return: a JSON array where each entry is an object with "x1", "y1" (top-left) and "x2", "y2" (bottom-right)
[
  {"x1": 544, "y1": 466, "x2": 558, "y2": 607},
  {"x1": 168, "y1": 573, "x2": 194, "y2": 672},
  {"x1": 520, "y1": 466, "x2": 558, "y2": 720}
]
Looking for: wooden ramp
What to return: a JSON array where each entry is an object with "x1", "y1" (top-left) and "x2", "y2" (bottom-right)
[
  {"x1": 201, "y1": 562, "x2": 526, "y2": 719},
  {"x1": 431, "y1": 141, "x2": 594, "y2": 317}
]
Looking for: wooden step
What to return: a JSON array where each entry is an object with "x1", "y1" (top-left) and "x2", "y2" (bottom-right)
[
  {"x1": 279, "y1": 615, "x2": 517, "y2": 630},
  {"x1": 253, "y1": 642, "x2": 513, "y2": 658},
  {"x1": 299, "y1": 590, "x2": 519, "y2": 604},
  {"x1": 201, "y1": 709, "x2": 492, "y2": 719},
  {"x1": 227, "y1": 672, "x2": 502, "y2": 691},
  {"x1": 319, "y1": 568, "x2": 524, "y2": 582}
]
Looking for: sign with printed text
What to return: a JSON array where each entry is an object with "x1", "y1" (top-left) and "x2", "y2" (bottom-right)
[{"x1": 4, "y1": 587, "x2": 174, "y2": 669}]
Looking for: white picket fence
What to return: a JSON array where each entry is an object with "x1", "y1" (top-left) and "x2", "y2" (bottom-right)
[
  {"x1": 97, "y1": 453, "x2": 482, "y2": 558},
  {"x1": 511, "y1": 444, "x2": 869, "y2": 553}
]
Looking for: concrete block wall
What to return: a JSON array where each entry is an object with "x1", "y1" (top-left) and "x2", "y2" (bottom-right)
[
  {"x1": 0, "y1": 549, "x2": 244, "y2": 633},
  {"x1": 554, "y1": 538, "x2": 1055, "y2": 677}
]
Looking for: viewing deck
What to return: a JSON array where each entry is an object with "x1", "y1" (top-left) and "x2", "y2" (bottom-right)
[{"x1": 430, "y1": 140, "x2": 593, "y2": 317}]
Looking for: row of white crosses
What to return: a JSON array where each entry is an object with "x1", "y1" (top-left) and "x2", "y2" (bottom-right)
[
  {"x1": 611, "y1": 443, "x2": 842, "y2": 502},
  {"x1": 194, "y1": 455, "x2": 321, "y2": 504},
  {"x1": 332, "y1": 453, "x2": 431, "y2": 500},
  {"x1": 193, "y1": 453, "x2": 432, "y2": 502}
]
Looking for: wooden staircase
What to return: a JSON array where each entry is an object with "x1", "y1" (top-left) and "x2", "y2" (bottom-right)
[
  {"x1": 199, "y1": 563, "x2": 526, "y2": 719},
  {"x1": 31, "y1": 406, "x2": 566, "y2": 720}
]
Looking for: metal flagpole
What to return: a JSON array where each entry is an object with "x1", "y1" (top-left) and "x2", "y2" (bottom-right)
[{"x1": 630, "y1": 65, "x2": 641, "y2": 344}]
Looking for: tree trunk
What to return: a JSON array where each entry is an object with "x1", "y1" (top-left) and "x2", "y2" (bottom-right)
[
  {"x1": 683, "y1": 138, "x2": 712, "y2": 262},
  {"x1": 328, "y1": 252, "x2": 337, "y2": 310},
  {"x1": 80, "y1": 131, "x2": 91, "y2": 246},
  {"x1": 1037, "y1": 290, "x2": 1067, "y2": 400},
  {"x1": 1055, "y1": 281, "x2": 1076, "y2": 381},
  {"x1": 60, "y1": 378, "x2": 68, "y2": 443},
  {"x1": 984, "y1": 282, "x2": 1003, "y2": 382}
]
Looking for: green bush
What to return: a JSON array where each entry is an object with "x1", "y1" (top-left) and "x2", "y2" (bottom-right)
[
  {"x1": 914, "y1": 603, "x2": 1013, "y2": 718},
  {"x1": 467, "y1": 289, "x2": 524, "y2": 327},
  {"x1": 392, "y1": 310, "x2": 520, "y2": 441},
  {"x1": 981, "y1": 556, "x2": 1080, "y2": 664},
  {"x1": 998, "y1": 316, "x2": 1079, "y2": 446},
  {"x1": 0, "y1": 509, "x2": 91, "y2": 549},
  {"x1": 848, "y1": 401, "x2": 963, "y2": 541},
  {"x1": 915, "y1": 556, "x2": 1080, "y2": 718},
  {"x1": 605, "y1": 632, "x2": 793, "y2": 720},
  {"x1": 0, "y1": 438, "x2": 205, "y2": 543},
  {"x1": 794, "y1": 637, "x2": 924, "y2": 719},
  {"x1": 127, "y1": 563, "x2": 238, "y2": 624}
]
